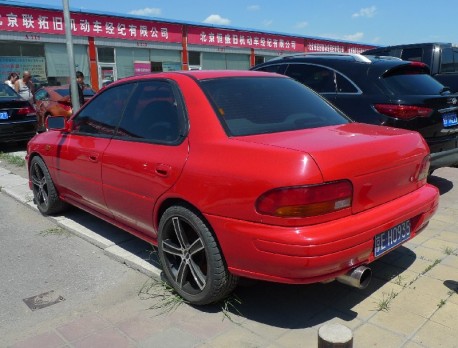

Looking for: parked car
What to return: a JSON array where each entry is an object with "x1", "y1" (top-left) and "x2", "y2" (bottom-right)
[
  {"x1": 363, "y1": 43, "x2": 458, "y2": 92},
  {"x1": 26, "y1": 70, "x2": 439, "y2": 305},
  {"x1": 35, "y1": 85, "x2": 96, "y2": 120},
  {"x1": 0, "y1": 83, "x2": 37, "y2": 143},
  {"x1": 252, "y1": 53, "x2": 458, "y2": 171}
]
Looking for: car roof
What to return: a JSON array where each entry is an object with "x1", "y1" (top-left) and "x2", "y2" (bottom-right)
[
  {"x1": 114, "y1": 70, "x2": 285, "y2": 85},
  {"x1": 255, "y1": 52, "x2": 429, "y2": 76}
]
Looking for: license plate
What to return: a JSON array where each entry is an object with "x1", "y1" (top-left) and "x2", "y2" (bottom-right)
[
  {"x1": 0, "y1": 111, "x2": 8, "y2": 120},
  {"x1": 374, "y1": 220, "x2": 411, "y2": 258},
  {"x1": 443, "y1": 112, "x2": 458, "y2": 127}
]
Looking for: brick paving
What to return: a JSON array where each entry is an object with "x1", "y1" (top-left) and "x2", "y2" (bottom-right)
[{"x1": 1, "y1": 161, "x2": 457, "y2": 348}]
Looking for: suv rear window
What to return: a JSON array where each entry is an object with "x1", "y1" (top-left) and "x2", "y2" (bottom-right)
[
  {"x1": 200, "y1": 77, "x2": 349, "y2": 136},
  {"x1": 382, "y1": 67, "x2": 446, "y2": 95}
]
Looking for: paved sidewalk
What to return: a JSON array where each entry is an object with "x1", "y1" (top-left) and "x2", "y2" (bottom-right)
[{"x1": 1, "y1": 164, "x2": 457, "y2": 348}]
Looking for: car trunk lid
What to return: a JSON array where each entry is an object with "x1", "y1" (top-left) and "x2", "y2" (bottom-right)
[{"x1": 237, "y1": 123, "x2": 428, "y2": 214}]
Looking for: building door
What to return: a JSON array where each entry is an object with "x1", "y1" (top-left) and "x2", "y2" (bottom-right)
[{"x1": 98, "y1": 64, "x2": 117, "y2": 89}]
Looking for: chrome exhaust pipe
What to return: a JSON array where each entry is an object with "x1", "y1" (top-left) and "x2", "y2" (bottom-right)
[{"x1": 336, "y1": 266, "x2": 372, "y2": 289}]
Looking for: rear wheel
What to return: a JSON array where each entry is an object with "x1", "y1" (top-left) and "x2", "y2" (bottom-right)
[
  {"x1": 30, "y1": 156, "x2": 68, "y2": 215},
  {"x1": 158, "y1": 205, "x2": 238, "y2": 305}
]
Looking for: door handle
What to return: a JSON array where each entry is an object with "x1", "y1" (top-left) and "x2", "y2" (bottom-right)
[
  {"x1": 155, "y1": 163, "x2": 171, "y2": 177},
  {"x1": 88, "y1": 153, "x2": 99, "y2": 162}
]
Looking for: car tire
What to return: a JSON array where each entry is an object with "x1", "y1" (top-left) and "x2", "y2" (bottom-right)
[
  {"x1": 30, "y1": 156, "x2": 68, "y2": 215},
  {"x1": 158, "y1": 205, "x2": 238, "y2": 305}
]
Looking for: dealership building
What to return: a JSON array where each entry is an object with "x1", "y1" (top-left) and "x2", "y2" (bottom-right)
[{"x1": 0, "y1": 1, "x2": 376, "y2": 89}]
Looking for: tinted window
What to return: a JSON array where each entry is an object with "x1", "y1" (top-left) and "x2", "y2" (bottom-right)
[
  {"x1": 34, "y1": 89, "x2": 48, "y2": 101},
  {"x1": 284, "y1": 64, "x2": 337, "y2": 93},
  {"x1": 401, "y1": 48, "x2": 423, "y2": 62},
  {"x1": 0, "y1": 84, "x2": 19, "y2": 97},
  {"x1": 440, "y1": 48, "x2": 455, "y2": 73},
  {"x1": 382, "y1": 69, "x2": 445, "y2": 95},
  {"x1": 201, "y1": 77, "x2": 349, "y2": 136},
  {"x1": 116, "y1": 81, "x2": 183, "y2": 143},
  {"x1": 72, "y1": 83, "x2": 133, "y2": 136},
  {"x1": 256, "y1": 64, "x2": 284, "y2": 73}
]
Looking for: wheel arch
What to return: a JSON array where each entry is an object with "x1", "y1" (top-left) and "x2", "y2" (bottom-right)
[{"x1": 155, "y1": 197, "x2": 227, "y2": 260}]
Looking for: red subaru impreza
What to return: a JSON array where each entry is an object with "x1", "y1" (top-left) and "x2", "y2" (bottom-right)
[{"x1": 27, "y1": 70, "x2": 439, "y2": 305}]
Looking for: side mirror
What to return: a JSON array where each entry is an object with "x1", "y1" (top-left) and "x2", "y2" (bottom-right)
[{"x1": 46, "y1": 116, "x2": 66, "y2": 130}]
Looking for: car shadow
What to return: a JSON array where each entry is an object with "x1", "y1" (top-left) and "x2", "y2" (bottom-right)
[
  {"x1": 0, "y1": 141, "x2": 28, "y2": 153},
  {"x1": 199, "y1": 247, "x2": 416, "y2": 329},
  {"x1": 54, "y1": 205, "x2": 419, "y2": 330},
  {"x1": 428, "y1": 173, "x2": 454, "y2": 195}
]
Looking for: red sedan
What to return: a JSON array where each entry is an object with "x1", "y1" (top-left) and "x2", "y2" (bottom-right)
[{"x1": 26, "y1": 70, "x2": 439, "y2": 305}]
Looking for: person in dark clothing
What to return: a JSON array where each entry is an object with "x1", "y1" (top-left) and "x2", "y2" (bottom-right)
[{"x1": 69, "y1": 71, "x2": 85, "y2": 108}]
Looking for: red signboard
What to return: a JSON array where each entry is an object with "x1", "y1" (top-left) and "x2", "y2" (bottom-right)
[
  {"x1": 187, "y1": 26, "x2": 304, "y2": 53},
  {"x1": 0, "y1": 5, "x2": 182, "y2": 43}
]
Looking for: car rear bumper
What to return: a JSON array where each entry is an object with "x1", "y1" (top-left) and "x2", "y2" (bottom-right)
[
  {"x1": 0, "y1": 120, "x2": 37, "y2": 142},
  {"x1": 206, "y1": 183, "x2": 439, "y2": 284}
]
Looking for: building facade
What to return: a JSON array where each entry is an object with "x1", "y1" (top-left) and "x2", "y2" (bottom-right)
[{"x1": 0, "y1": 2, "x2": 376, "y2": 90}]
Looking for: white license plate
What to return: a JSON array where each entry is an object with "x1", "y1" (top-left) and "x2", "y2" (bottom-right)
[
  {"x1": 443, "y1": 112, "x2": 458, "y2": 127},
  {"x1": 0, "y1": 111, "x2": 8, "y2": 120},
  {"x1": 374, "y1": 220, "x2": 411, "y2": 257}
]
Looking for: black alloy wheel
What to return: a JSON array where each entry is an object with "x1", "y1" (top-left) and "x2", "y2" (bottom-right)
[
  {"x1": 158, "y1": 205, "x2": 238, "y2": 305},
  {"x1": 30, "y1": 156, "x2": 68, "y2": 215}
]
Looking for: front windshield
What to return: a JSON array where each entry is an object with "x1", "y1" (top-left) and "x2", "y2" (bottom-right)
[{"x1": 200, "y1": 76, "x2": 350, "y2": 136}]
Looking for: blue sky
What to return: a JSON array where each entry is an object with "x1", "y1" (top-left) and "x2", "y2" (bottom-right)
[{"x1": 4, "y1": 0, "x2": 457, "y2": 46}]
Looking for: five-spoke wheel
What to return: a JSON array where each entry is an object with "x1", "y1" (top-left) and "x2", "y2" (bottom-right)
[
  {"x1": 158, "y1": 205, "x2": 238, "y2": 305},
  {"x1": 30, "y1": 156, "x2": 67, "y2": 215}
]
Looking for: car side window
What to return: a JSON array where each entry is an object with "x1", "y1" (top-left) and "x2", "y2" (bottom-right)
[
  {"x1": 255, "y1": 64, "x2": 286, "y2": 74},
  {"x1": 440, "y1": 48, "x2": 455, "y2": 73},
  {"x1": 72, "y1": 83, "x2": 133, "y2": 136},
  {"x1": 116, "y1": 80, "x2": 183, "y2": 143},
  {"x1": 401, "y1": 48, "x2": 423, "y2": 62},
  {"x1": 35, "y1": 89, "x2": 48, "y2": 101},
  {"x1": 284, "y1": 64, "x2": 337, "y2": 93},
  {"x1": 335, "y1": 73, "x2": 359, "y2": 93}
]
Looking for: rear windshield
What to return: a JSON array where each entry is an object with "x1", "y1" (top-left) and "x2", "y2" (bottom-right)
[
  {"x1": 382, "y1": 67, "x2": 447, "y2": 95},
  {"x1": 0, "y1": 84, "x2": 20, "y2": 98},
  {"x1": 199, "y1": 77, "x2": 349, "y2": 136}
]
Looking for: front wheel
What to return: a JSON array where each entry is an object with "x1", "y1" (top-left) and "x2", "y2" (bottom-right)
[
  {"x1": 30, "y1": 156, "x2": 68, "y2": 215},
  {"x1": 158, "y1": 205, "x2": 238, "y2": 305}
]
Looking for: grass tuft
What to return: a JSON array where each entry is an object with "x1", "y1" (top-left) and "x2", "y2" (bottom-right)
[
  {"x1": 0, "y1": 152, "x2": 26, "y2": 167},
  {"x1": 374, "y1": 290, "x2": 398, "y2": 312},
  {"x1": 39, "y1": 227, "x2": 71, "y2": 238}
]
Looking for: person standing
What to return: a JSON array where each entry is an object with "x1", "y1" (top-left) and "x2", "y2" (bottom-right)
[
  {"x1": 14, "y1": 71, "x2": 34, "y2": 103},
  {"x1": 69, "y1": 71, "x2": 86, "y2": 108},
  {"x1": 4, "y1": 72, "x2": 19, "y2": 89}
]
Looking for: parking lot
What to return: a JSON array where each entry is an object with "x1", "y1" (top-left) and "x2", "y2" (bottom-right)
[{"x1": 0, "y1": 148, "x2": 457, "y2": 348}]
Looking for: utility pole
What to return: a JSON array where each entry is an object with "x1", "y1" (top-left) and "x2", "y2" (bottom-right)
[{"x1": 62, "y1": 0, "x2": 80, "y2": 112}]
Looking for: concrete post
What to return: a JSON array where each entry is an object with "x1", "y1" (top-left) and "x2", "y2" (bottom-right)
[{"x1": 318, "y1": 323, "x2": 353, "y2": 348}]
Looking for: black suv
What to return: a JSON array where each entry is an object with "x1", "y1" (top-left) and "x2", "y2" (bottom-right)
[
  {"x1": 251, "y1": 53, "x2": 458, "y2": 171},
  {"x1": 363, "y1": 43, "x2": 458, "y2": 93}
]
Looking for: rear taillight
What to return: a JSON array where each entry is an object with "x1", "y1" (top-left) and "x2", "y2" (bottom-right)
[
  {"x1": 16, "y1": 106, "x2": 36, "y2": 117},
  {"x1": 415, "y1": 155, "x2": 430, "y2": 182},
  {"x1": 256, "y1": 180, "x2": 353, "y2": 218},
  {"x1": 374, "y1": 104, "x2": 433, "y2": 120},
  {"x1": 58, "y1": 101, "x2": 72, "y2": 112}
]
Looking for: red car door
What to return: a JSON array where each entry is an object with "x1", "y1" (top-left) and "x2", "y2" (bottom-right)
[
  {"x1": 101, "y1": 80, "x2": 189, "y2": 238},
  {"x1": 55, "y1": 83, "x2": 133, "y2": 216}
]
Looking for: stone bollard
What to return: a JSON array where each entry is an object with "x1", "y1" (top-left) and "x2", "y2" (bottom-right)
[{"x1": 318, "y1": 323, "x2": 353, "y2": 348}]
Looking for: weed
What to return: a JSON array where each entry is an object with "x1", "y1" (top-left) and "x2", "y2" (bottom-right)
[
  {"x1": 442, "y1": 246, "x2": 457, "y2": 256},
  {"x1": 0, "y1": 152, "x2": 26, "y2": 167},
  {"x1": 139, "y1": 276, "x2": 244, "y2": 322},
  {"x1": 39, "y1": 227, "x2": 71, "y2": 238},
  {"x1": 374, "y1": 290, "x2": 398, "y2": 312},
  {"x1": 393, "y1": 275, "x2": 406, "y2": 287},
  {"x1": 437, "y1": 299, "x2": 447, "y2": 308},
  {"x1": 422, "y1": 259, "x2": 441, "y2": 274}
]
